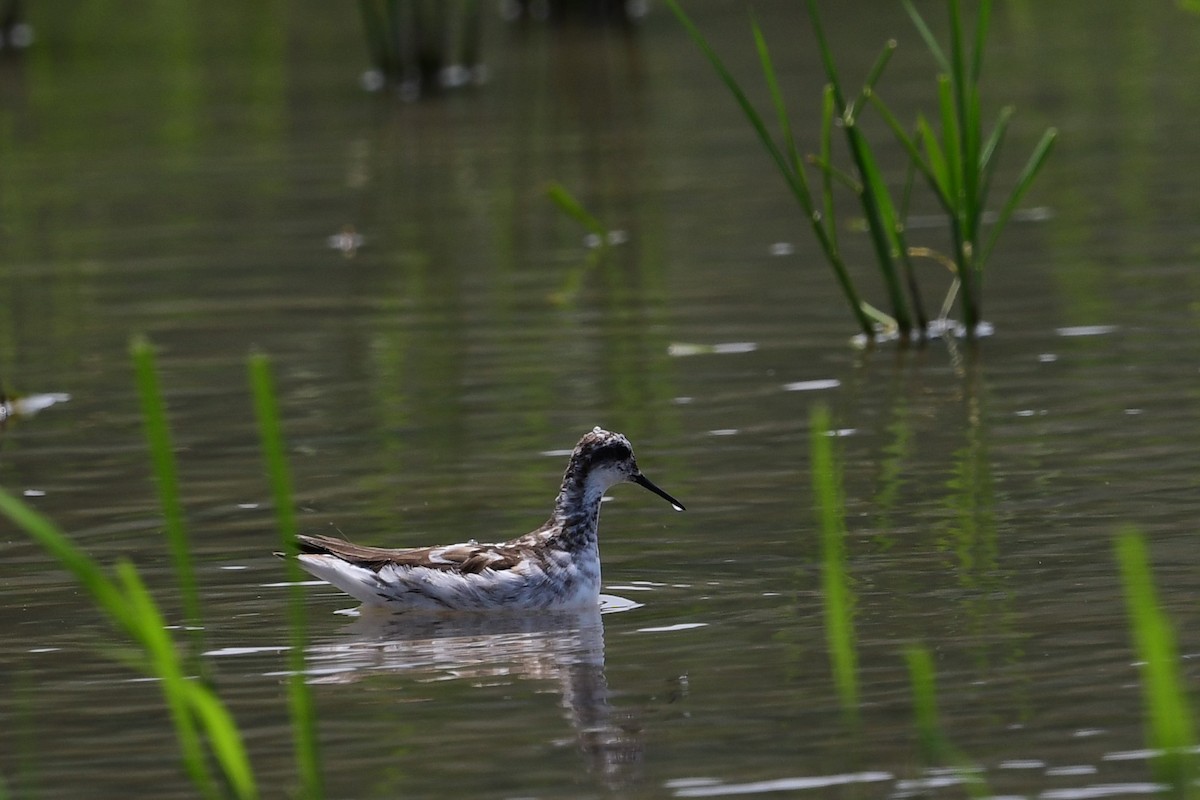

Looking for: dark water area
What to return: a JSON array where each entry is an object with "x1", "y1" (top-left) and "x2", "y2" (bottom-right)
[{"x1": 3, "y1": 1, "x2": 1200, "y2": 797}]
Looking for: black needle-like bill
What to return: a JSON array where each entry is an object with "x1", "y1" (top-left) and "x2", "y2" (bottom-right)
[{"x1": 632, "y1": 472, "x2": 686, "y2": 512}]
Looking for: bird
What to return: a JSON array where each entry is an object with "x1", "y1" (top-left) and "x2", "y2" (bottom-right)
[{"x1": 288, "y1": 427, "x2": 684, "y2": 611}]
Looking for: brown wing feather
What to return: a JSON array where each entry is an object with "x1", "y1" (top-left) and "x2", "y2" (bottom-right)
[{"x1": 296, "y1": 534, "x2": 525, "y2": 575}]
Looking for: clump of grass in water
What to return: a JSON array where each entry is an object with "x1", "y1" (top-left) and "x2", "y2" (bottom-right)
[
  {"x1": 1115, "y1": 528, "x2": 1197, "y2": 793},
  {"x1": 0, "y1": 343, "x2": 326, "y2": 799},
  {"x1": 665, "y1": 0, "x2": 1056, "y2": 343},
  {"x1": 809, "y1": 405, "x2": 859, "y2": 718},
  {"x1": 874, "y1": 0, "x2": 1057, "y2": 335},
  {"x1": 358, "y1": 0, "x2": 484, "y2": 96}
]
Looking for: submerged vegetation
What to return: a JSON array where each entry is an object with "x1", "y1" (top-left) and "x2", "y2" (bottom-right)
[
  {"x1": 905, "y1": 646, "x2": 989, "y2": 795},
  {"x1": 666, "y1": 0, "x2": 1057, "y2": 343},
  {"x1": 808, "y1": 405, "x2": 859, "y2": 717}
]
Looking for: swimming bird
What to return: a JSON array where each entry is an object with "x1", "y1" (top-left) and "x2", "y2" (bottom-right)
[{"x1": 290, "y1": 427, "x2": 684, "y2": 610}]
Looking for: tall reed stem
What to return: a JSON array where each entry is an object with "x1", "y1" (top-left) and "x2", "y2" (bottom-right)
[
  {"x1": 248, "y1": 353, "x2": 324, "y2": 799},
  {"x1": 131, "y1": 336, "x2": 206, "y2": 666}
]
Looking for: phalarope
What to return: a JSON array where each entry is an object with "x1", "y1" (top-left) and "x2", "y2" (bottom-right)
[{"x1": 290, "y1": 427, "x2": 684, "y2": 610}]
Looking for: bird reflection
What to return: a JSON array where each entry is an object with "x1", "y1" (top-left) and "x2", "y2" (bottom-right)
[{"x1": 304, "y1": 604, "x2": 642, "y2": 786}]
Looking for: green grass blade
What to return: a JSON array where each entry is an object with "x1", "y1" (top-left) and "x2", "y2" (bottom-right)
[
  {"x1": 849, "y1": 132, "x2": 913, "y2": 332},
  {"x1": 807, "y1": 156, "x2": 861, "y2": 195},
  {"x1": 804, "y1": 0, "x2": 847, "y2": 113},
  {"x1": 905, "y1": 646, "x2": 944, "y2": 762},
  {"x1": 970, "y1": 0, "x2": 993, "y2": 86},
  {"x1": 248, "y1": 353, "x2": 324, "y2": 800},
  {"x1": 936, "y1": 76, "x2": 963, "y2": 207},
  {"x1": 848, "y1": 39, "x2": 897, "y2": 122},
  {"x1": 947, "y1": 0, "x2": 969, "y2": 135},
  {"x1": 114, "y1": 561, "x2": 249, "y2": 800},
  {"x1": 856, "y1": 148, "x2": 901, "y2": 253},
  {"x1": 0, "y1": 489, "x2": 131, "y2": 628},
  {"x1": 870, "y1": 97, "x2": 953, "y2": 214},
  {"x1": 0, "y1": 478, "x2": 261, "y2": 798},
  {"x1": 806, "y1": 0, "x2": 910, "y2": 331},
  {"x1": 947, "y1": 0, "x2": 983, "y2": 263},
  {"x1": 905, "y1": 645, "x2": 990, "y2": 796},
  {"x1": 248, "y1": 354, "x2": 301, "y2": 567},
  {"x1": 916, "y1": 114, "x2": 951, "y2": 203},
  {"x1": 183, "y1": 681, "x2": 260, "y2": 799},
  {"x1": 664, "y1": 0, "x2": 812, "y2": 215},
  {"x1": 0, "y1": 491, "x2": 230, "y2": 799},
  {"x1": 961, "y1": 88, "x2": 982, "y2": 232},
  {"x1": 545, "y1": 181, "x2": 608, "y2": 239},
  {"x1": 1115, "y1": 528, "x2": 1197, "y2": 791},
  {"x1": 976, "y1": 106, "x2": 1013, "y2": 212},
  {"x1": 810, "y1": 405, "x2": 858, "y2": 718},
  {"x1": 978, "y1": 127, "x2": 1057, "y2": 269},
  {"x1": 897, "y1": 152, "x2": 925, "y2": 325},
  {"x1": 752, "y1": 15, "x2": 802, "y2": 176},
  {"x1": 131, "y1": 337, "x2": 205, "y2": 656},
  {"x1": 120, "y1": 557, "x2": 255, "y2": 797},
  {"x1": 819, "y1": 85, "x2": 839, "y2": 250},
  {"x1": 666, "y1": 0, "x2": 874, "y2": 339},
  {"x1": 903, "y1": 0, "x2": 950, "y2": 73},
  {"x1": 968, "y1": 90, "x2": 986, "y2": 198},
  {"x1": 933, "y1": 71, "x2": 977, "y2": 325}
]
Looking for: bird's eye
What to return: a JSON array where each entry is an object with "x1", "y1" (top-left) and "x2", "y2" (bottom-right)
[{"x1": 589, "y1": 441, "x2": 632, "y2": 464}]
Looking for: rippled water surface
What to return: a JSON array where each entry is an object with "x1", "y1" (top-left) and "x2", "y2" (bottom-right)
[{"x1": 4, "y1": 1, "x2": 1200, "y2": 798}]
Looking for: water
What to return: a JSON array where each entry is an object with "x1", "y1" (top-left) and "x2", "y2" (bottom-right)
[{"x1": 3, "y1": 1, "x2": 1200, "y2": 797}]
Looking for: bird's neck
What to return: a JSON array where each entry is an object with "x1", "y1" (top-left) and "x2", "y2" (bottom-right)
[{"x1": 549, "y1": 470, "x2": 608, "y2": 552}]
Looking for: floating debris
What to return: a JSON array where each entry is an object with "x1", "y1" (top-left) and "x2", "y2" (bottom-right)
[
  {"x1": 668, "y1": 342, "x2": 757, "y2": 357},
  {"x1": 635, "y1": 622, "x2": 708, "y2": 633},
  {"x1": 2, "y1": 392, "x2": 70, "y2": 422},
  {"x1": 783, "y1": 379, "x2": 840, "y2": 392},
  {"x1": 583, "y1": 229, "x2": 629, "y2": 249},
  {"x1": 327, "y1": 225, "x2": 363, "y2": 258},
  {"x1": 1056, "y1": 324, "x2": 1117, "y2": 337},
  {"x1": 670, "y1": 771, "x2": 893, "y2": 797}
]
